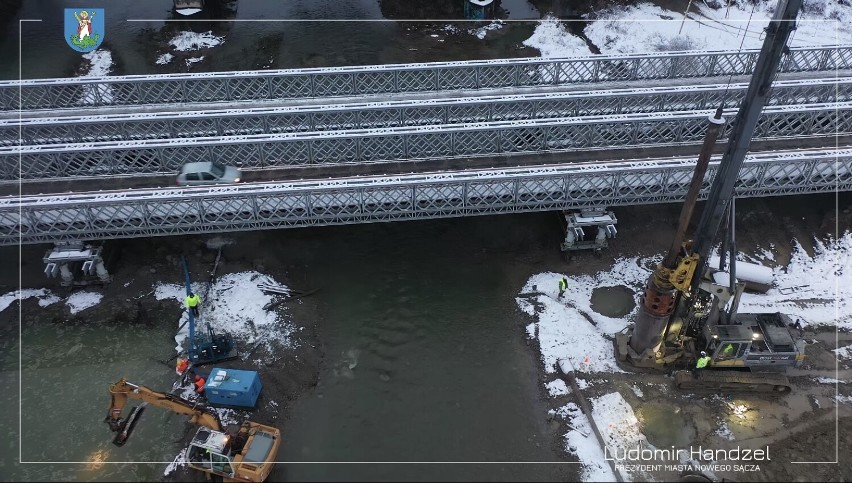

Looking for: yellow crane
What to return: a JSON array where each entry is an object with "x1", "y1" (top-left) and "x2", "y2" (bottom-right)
[{"x1": 106, "y1": 377, "x2": 280, "y2": 482}]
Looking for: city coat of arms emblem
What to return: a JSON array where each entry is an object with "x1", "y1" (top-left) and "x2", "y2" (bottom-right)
[{"x1": 65, "y1": 8, "x2": 105, "y2": 52}]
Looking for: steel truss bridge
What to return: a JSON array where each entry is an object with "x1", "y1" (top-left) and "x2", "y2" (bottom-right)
[
  {"x1": 2, "y1": 45, "x2": 850, "y2": 110},
  {"x1": 3, "y1": 77, "x2": 850, "y2": 147},
  {"x1": 3, "y1": 102, "x2": 849, "y2": 180},
  {"x1": 2, "y1": 47, "x2": 851, "y2": 245},
  {"x1": 2, "y1": 148, "x2": 848, "y2": 246}
]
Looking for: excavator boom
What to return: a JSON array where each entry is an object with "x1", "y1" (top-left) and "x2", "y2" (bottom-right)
[
  {"x1": 105, "y1": 377, "x2": 281, "y2": 483},
  {"x1": 107, "y1": 377, "x2": 222, "y2": 441}
]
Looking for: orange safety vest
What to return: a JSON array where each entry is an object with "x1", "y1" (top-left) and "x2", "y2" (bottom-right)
[{"x1": 176, "y1": 358, "x2": 189, "y2": 374}]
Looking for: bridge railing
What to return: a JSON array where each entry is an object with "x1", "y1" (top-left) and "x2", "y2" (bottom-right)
[
  {"x1": 1, "y1": 148, "x2": 847, "y2": 245},
  {"x1": 3, "y1": 78, "x2": 849, "y2": 147},
  {"x1": 1, "y1": 46, "x2": 850, "y2": 111},
  {"x1": 2, "y1": 103, "x2": 848, "y2": 181}
]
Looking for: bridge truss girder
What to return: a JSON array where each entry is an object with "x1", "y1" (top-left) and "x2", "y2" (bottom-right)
[
  {"x1": 2, "y1": 77, "x2": 850, "y2": 147},
  {"x1": 2, "y1": 104, "x2": 849, "y2": 181},
  {"x1": 2, "y1": 149, "x2": 847, "y2": 246},
  {"x1": 2, "y1": 46, "x2": 849, "y2": 111}
]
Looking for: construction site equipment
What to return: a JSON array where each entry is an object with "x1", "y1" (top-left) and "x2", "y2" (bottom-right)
[
  {"x1": 42, "y1": 241, "x2": 112, "y2": 287},
  {"x1": 106, "y1": 377, "x2": 280, "y2": 483},
  {"x1": 560, "y1": 208, "x2": 618, "y2": 254},
  {"x1": 205, "y1": 368, "x2": 263, "y2": 409},
  {"x1": 616, "y1": 0, "x2": 806, "y2": 393},
  {"x1": 182, "y1": 255, "x2": 238, "y2": 366}
]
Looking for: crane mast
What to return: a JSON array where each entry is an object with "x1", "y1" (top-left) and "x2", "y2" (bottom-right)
[{"x1": 624, "y1": 0, "x2": 804, "y2": 366}]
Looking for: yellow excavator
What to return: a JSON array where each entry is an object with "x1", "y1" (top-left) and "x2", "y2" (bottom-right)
[{"x1": 106, "y1": 377, "x2": 281, "y2": 483}]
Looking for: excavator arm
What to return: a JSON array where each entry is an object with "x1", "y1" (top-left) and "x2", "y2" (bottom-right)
[{"x1": 106, "y1": 377, "x2": 222, "y2": 445}]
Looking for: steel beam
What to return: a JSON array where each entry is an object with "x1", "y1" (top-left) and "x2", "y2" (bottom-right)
[
  {"x1": 2, "y1": 77, "x2": 849, "y2": 147},
  {"x1": 1, "y1": 148, "x2": 848, "y2": 245},
  {"x1": 2, "y1": 46, "x2": 850, "y2": 110},
  {"x1": 2, "y1": 103, "x2": 848, "y2": 181}
]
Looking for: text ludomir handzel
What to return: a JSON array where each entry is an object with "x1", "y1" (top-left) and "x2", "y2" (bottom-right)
[{"x1": 605, "y1": 445, "x2": 771, "y2": 462}]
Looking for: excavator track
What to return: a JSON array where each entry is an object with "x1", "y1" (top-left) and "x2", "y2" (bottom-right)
[{"x1": 674, "y1": 370, "x2": 792, "y2": 393}]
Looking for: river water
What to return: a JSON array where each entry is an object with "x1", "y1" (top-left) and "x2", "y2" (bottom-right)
[
  {"x1": 0, "y1": 1, "x2": 585, "y2": 481},
  {"x1": 0, "y1": 0, "x2": 542, "y2": 80},
  {"x1": 1, "y1": 210, "x2": 575, "y2": 482}
]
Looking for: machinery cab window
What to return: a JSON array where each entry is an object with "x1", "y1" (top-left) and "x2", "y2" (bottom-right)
[
  {"x1": 211, "y1": 453, "x2": 234, "y2": 476},
  {"x1": 713, "y1": 341, "x2": 748, "y2": 361},
  {"x1": 188, "y1": 445, "x2": 213, "y2": 469}
]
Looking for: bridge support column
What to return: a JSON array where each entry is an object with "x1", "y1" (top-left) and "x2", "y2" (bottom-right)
[
  {"x1": 560, "y1": 208, "x2": 618, "y2": 254},
  {"x1": 43, "y1": 241, "x2": 112, "y2": 287},
  {"x1": 59, "y1": 264, "x2": 74, "y2": 287},
  {"x1": 95, "y1": 259, "x2": 112, "y2": 283}
]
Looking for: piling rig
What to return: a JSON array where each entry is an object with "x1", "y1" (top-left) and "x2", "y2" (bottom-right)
[{"x1": 615, "y1": 0, "x2": 806, "y2": 392}]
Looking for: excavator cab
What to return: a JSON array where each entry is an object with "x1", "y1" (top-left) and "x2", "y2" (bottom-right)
[
  {"x1": 702, "y1": 312, "x2": 806, "y2": 370},
  {"x1": 187, "y1": 427, "x2": 236, "y2": 478}
]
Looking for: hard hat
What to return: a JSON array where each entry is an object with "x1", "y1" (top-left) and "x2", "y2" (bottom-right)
[{"x1": 700, "y1": 351, "x2": 707, "y2": 356}]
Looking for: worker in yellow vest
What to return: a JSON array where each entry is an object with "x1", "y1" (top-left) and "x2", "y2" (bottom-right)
[
  {"x1": 186, "y1": 292, "x2": 201, "y2": 317},
  {"x1": 693, "y1": 351, "x2": 712, "y2": 379},
  {"x1": 558, "y1": 276, "x2": 568, "y2": 298}
]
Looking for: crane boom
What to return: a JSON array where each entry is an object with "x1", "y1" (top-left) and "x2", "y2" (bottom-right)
[{"x1": 691, "y1": 0, "x2": 805, "y2": 287}]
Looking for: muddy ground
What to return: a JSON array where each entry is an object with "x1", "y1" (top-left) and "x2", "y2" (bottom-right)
[
  {"x1": 3, "y1": 193, "x2": 852, "y2": 482},
  {"x1": 513, "y1": 193, "x2": 852, "y2": 483}
]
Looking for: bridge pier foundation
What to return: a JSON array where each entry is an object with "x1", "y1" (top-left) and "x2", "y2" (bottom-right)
[
  {"x1": 560, "y1": 208, "x2": 618, "y2": 254},
  {"x1": 43, "y1": 241, "x2": 112, "y2": 287}
]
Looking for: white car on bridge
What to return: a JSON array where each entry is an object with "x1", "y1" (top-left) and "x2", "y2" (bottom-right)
[{"x1": 176, "y1": 161, "x2": 242, "y2": 186}]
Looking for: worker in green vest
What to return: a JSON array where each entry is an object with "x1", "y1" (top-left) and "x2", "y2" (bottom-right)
[
  {"x1": 558, "y1": 276, "x2": 568, "y2": 298},
  {"x1": 693, "y1": 351, "x2": 711, "y2": 379},
  {"x1": 186, "y1": 292, "x2": 201, "y2": 317},
  {"x1": 720, "y1": 343, "x2": 735, "y2": 359}
]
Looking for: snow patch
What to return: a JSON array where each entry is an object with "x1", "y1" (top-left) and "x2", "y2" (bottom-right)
[
  {"x1": 523, "y1": 16, "x2": 590, "y2": 58},
  {"x1": 523, "y1": 1, "x2": 852, "y2": 59},
  {"x1": 78, "y1": 49, "x2": 114, "y2": 104},
  {"x1": 835, "y1": 344, "x2": 852, "y2": 360},
  {"x1": 815, "y1": 377, "x2": 842, "y2": 384},
  {"x1": 156, "y1": 53, "x2": 174, "y2": 65},
  {"x1": 631, "y1": 385, "x2": 644, "y2": 399},
  {"x1": 155, "y1": 271, "x2": 298, "y2": 355},
  {"x1": 163, "y1": 447, "x2": 188, "y2": 476},
  {"x1": 0, "y1": 289, "x2": 60, "y2": 312},
  {"x1": 169, "y1": 31, "x2": 225, "y2": 51},
  {"x1": 546, "y1": 378, "x2": 570, "y2": 397},
  {"x1": 738, "y1": 234, "x2": 852, "y2": 329},
  {"x1": 80, "y1": 49, "x2": 113, "y2": 77},
  {"x1": 557, "y1": 402, "x2": 616, "y2": 482},
  {"x1": 592, "y1": 392, "x2": 647, "y2": 482},
  {"x1": 65, "y1": 291, "x2": 103, "y2": 314},
  {"x1": 185, "y1": 56, "x2": 204, "y2": 67},
  {"x1": 469, "y1": 20, "x2": 505, "y2": 40}
]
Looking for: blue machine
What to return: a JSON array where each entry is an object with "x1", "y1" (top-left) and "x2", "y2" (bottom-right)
[
  {"x1": 181, "y1": 256, "x2": 238, "y2": 366},
  {"x1": 204, "y1": 368, "x2": 262, "y2": 409}
]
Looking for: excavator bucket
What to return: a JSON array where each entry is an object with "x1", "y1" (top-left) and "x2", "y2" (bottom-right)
[{"x1": 111, "y1": 405, "x2": 146, "y2": 447}]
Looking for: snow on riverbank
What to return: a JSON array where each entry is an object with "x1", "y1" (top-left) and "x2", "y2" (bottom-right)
[
  {"x1": 156, "y1": 31, "x2": 225, "y2": 67},
  {"x1": 524, "y1": 0, "x2": 852, "y2": 58},
  {"x1": 155, "y1": 271, "x2": 298, "y2": 356},
  {"x1": 0, "y1": 288, "x2": 103, "y2": 314},
  {"x1": 550, "y1": 392, "x2": 651, "y2": 482},
  {"x1": 0, "y1": 289, "x2": 60, "y2": 312},
  {"x1": 739, "y1": 235, "x2": 852, "y2": 327},
  {"x1": 77, "y1": 49, "x2": 114, "y2": 104},
  {"x1": 65, "y1": 291, "x2": 103, "y2": 314},
  {"x1": 520, "y1": 232, "x2": 852, "y2": 481}
]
